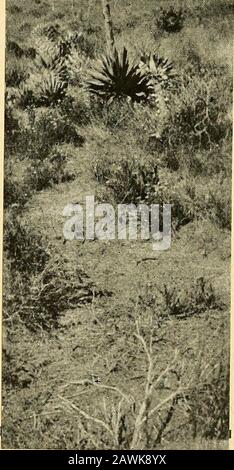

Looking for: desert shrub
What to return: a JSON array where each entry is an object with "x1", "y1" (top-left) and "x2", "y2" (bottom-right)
[
  {"x1": 158, "y1": 64, "x2": 232, "y2": 153},
  {"x1": 188, "y1": 349, "x2": 229, "y2": 440},
  {"x1": 5, "y1": 57, "x2": 28, "y2": 87},
  {"x1": 194, "y1": 178, "x2": 231, "y2": 230},
  {"x1": 94, "y1": 150, "x2": 159, "y2": 204},
  {"x1": 156, "y1": 6, "x2": 185, "y2": 34},
  {"x1": 32, "y1": 23, "x2": 62, "y2": 42},
  {"x1": 7, "y1": 40, "x2": 24, "y2": 58},
  {"x1": 163, "y1": 142, "x2": 232, "y2": 177},
  {"x1": 5, "y1": 89, "x2": 22, "y2": 143},
  {"x1": 31, "y1": 107, "x2": 84, "y2": 148},
  {"x1": 18, "y1": 254, "x2": 101, "y2": 330},
  {"x1": 26, "y1": 145, "x2": 76, "y2": 191},
  {"x1": 9, "y1": 4, "x2": 22, "y2": 14},
  {"x1": 10, "y1": 106, "x2": 84, "y2": 159},
  {"x1": 161, "y1": 277, "x2": 221, "y2": 318},
  {"x1": 3, "y1": 208, "x2": 105, "y2": 330},
  {"x1": 154, "y1": 172, "x2": 231, "y2": 231},
  {"x1": 4, "y1": 211, "x2": 50, "y2": 276},
  {"x1": 68, "y1": 18, "x2": 105, "y2": 57},
  {"x1": 5, "y1": 105, "x2": 82, "y2": 193},
  {"x1": 153, "y1": 174, "x2": 230, "y2": 231},
  {"x1": 4, "y1": 160, "x2": 31, "y2": 209},
  {"x1": 138, "y1": 61, "x2": 232, "y2": 172},
  {"x1": 60, "y1": 89, "x2": 92, "y2": 126},
  {"x1": 4, "y1": 248, "x2": 105, "y2": 331},
  {"x1": 148, "y1": 169, "x2": 197, "y2": 230},
  {"x1": 7, "y1": 40, "x2": 36, "y2": 60},
  {"x1": 73, "y1": 31, "x2": 99, "y2": 58},
  {"x1": 127, "y1": 100, "x2": 173, "y2": 155},
  {"x1": 89, "y1": 97, "x2": 135, "y2": 130},
  {"x1": 191, "y1": 0, "x2": 234, "y2": 21},
  {"x1": 201, "y1": 143, "x2": 232, "y2": 177},
  {"x1": 94, "y1": 153, "x2": 198, "y2": 230},
  {"x1": 206, "y1": 187, "x2": 231, "y2": 231}
]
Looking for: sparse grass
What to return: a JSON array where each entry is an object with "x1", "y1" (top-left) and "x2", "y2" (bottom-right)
[
  {"x1": 161, "y1": 276, "x2": 222, "y2": 318},
  {"x1": 5, "y1": 254, "x2": 100, "y2": 331},
  {"x1": 94, "y1": 147, "x2": 159, "y2": 204},
  {"x1": 3, "y1": 210, "x2": 107, "y2": 331}
]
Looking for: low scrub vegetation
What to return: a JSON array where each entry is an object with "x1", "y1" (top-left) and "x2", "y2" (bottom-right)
[
  {"x1": 156, "y1": 6, "x2": 185, "y2": 34},
  {"x1": 3, "y1": 0, "x2": 231, "y2": 451}
]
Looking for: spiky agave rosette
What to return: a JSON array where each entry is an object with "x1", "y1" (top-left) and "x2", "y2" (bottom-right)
[
  {"x1": 139, "y1": 53, "x2": 177, "y2": 90},
  {"x1": 138, "y1": 53, "x2": 178, "y2": 137},
  {"x1": 16, "y1": 25, "x2": 87, "y2": 107},
  {"x1": 86, "y1": 47, "x2": 154, "y2": 104}
]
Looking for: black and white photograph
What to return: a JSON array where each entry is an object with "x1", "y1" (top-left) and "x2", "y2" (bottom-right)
[{"x1": 1, "y1": 0, "x2": 233, "y2": 452}]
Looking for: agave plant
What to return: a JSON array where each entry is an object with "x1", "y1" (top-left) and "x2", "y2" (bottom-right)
[
  {"x1": 34, "y1": 31, "x2": 85, "y2": 82},
  {"x1": 58, "y1": 32, "x2": 83, "y2": 57},
  {"x1": 18, "y1": 82, "x2": 36, "y2": 108},
  {"x1": 139, "y1": 53, "x2": 177, "y2": 90},
  {"x1": 7, "y1": 40, "x2": 24, "y2": 58},
  {"x1": 18, "y1": 70, "x2": 68, "y2": 107},
  {"x1": 86, "y1": 47, "x2": 153, "y2": 103},
  {"x1": 157, "y1": 7, "x2": 184, "y2": 34},
  {"x1": 36, "y1": 71, "x2": 68, "y2": 106},
  {"x1": 65, "y1": 49, "x2": 88, "y2": 85},
  {"x1": 32, "y1": 23, "x2": 62, "y2": 42}
]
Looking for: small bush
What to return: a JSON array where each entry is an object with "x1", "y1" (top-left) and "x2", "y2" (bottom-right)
[
  {"x1": 5, "y1": 58, "x2": 28, "y2": 87},
  {"x1": 26, "y1": 145, "x2": 76, "y2": 191},
  {"x1": 17, "y1": 254, "x2": 99, "y2": 330},
  {"x1": 158, "y1": 65, "x2": 232, "y2": 153},
  {"x1": 7, "y1": 40, "x2": 24, "y2": 58},
  {"x1": 10, "y1": 106, "x2": 84, "y2": 159},
  {"x1": 94, "y1": 150, "x2": 159, "y2": 204},
  {"x1": 194, "y1": 178, "x2": 231, "y2": 230},
  {"x1": 4, "y1": 212, "x2": 50, "y2": 276},
  {"x1": 69, "y1": 19, "x2": 105, "y2": 57},
  {"x1": 147, "y1": 169, "x2": 197, "y2": 230},
  {"x1": 188, "y1": 350, "x2": 229, "y2": 440},
  {"x1": 5, "y1": 90, "x2": 23, "y2": 144},
  {"x1": 4, "y1": 247, "x2": 106, "y2": 331},
  {"x1": 161, "y1": 277, "x2": 221, "y2": 318},
  {"x1": 156, "y1": 7, "x2": 185, "y2": 34},
  {"x1": 89, "y1": 98, "x2": 135, "y2": 130},
  {"x1": 4, "y1": 163, "x2": 31, "y2": 209},
  {"x1": 4, "y1": 208, "x2": 107, "y2": 331},
  {"x1": 94, "y1": 153, "x2": 199, "y2": 230},
  {"x1": 60, "y1": 89, "x2": 92, "y2": 126},
  {"x1": 9, "y1": 5, "x2": 22, "y2": 14}
]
